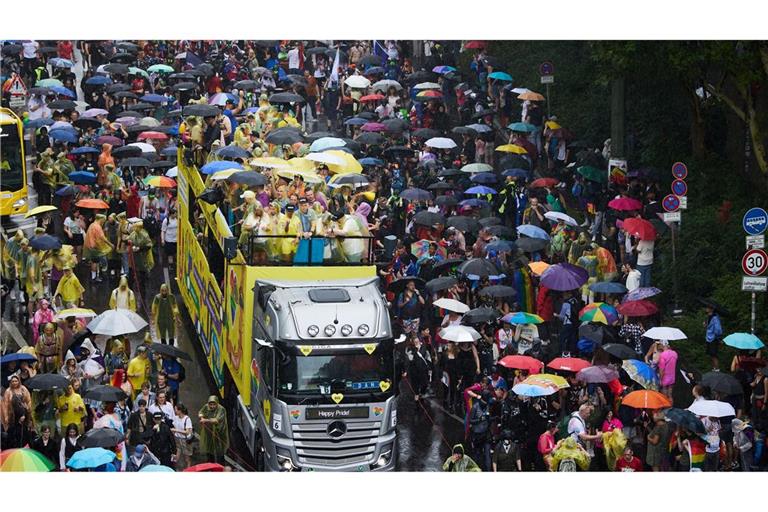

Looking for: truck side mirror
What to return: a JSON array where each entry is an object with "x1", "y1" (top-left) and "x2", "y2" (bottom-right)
[{"x1": 254, "y1": 337, "x2": 274, "y2": 349}]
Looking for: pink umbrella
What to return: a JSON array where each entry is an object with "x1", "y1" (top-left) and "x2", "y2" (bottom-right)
[
  {"x1": 361, "y1": 122, "x2": 387, "y2": 132},
  {"x1": 115, "y1": 116, "x2": 139, "y2": 126},
  {"x1": 608, "y1": 197, "x2": 643, "y2": 211},
  {"x1": 95, "y1": 135, "x2": 123, "y2": 146}
]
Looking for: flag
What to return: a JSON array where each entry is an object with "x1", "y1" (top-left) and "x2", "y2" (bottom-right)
[
  {"x1": 373, "y1": 40, "x2": 388, "y2": 61},
  {"x1": 329, "y1": 48, "x2": 340, "y2": 86},
  {"x1": 185, "y1": 51, "x2": 203, "y2": 67}
]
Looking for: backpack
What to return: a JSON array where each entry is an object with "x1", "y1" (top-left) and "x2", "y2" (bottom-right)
[
  {"x1": 177, "y1": 363, "x2": 186, "y2": 383},
  {"x1": 556, "y1": 412, "x2": 584, "y2": 442},
  {"x1": 567, "y1": 297, "x2": 583, "y2": 326}
]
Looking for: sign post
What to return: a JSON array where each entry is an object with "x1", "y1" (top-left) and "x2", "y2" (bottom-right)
[
  {"x1": 539, "y1": 61, "x2": 554, "y2": 118},
  {"x1": 742, "y1": 208, "x2": 768, "y2": 334}
]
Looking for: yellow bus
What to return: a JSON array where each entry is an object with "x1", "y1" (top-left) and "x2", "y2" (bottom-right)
[
  {"x1": 0, "y1": 107, "x2": 29, "y2": 217},
  {"x1": 176, "y1": 154, "x2": 399, "y2": 471}
]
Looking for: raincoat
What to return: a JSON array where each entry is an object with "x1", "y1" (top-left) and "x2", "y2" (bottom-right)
[
  {"x1": 129, "y1": 225, "x2": 154, "y2": 272},
  {"x1": 550, "y1": 437, "x2": 591, "y2": 471},
  {"x1": 442, "y1": 444, "x2": 481, "y2": 472},
  {"x1": 198, "y1": 397, "x2": 229, "y2": 458}
]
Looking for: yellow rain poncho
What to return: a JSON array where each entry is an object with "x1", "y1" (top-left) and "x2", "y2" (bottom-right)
[
  {"x1": 602, "y1": 428, "x2": 628, "y2": 471},
  {"x1": 550, "y1": 437, "x2": 591, "y2": 471}
]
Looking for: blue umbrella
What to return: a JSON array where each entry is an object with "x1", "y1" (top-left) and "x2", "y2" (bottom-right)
[
  {"x1": 86, "y1": 76, "x2": 112, "y2": 86},
  {"x1": 489, "y1": 71, "x2": 513, "y2": 82},
  {"x1": 49, "y1": 58, "x2": 74, "y2": 68},
  {"x1": 344, "y1": 117, "x2": 368, "y2": 126},
  {"x1": 216, "y1": 146, "x2": 250, "y2": 159},
  {"x1": 507, "y1": 122, "x2": 536, "y2": 132},
  {"x1": 141, "y1": 93, "x2": 168, "y2": 103},
  {"x1": 51, "y1": 86, "x2": 76, "y2": 98},
  {"x1": 459, "y1": 198, "x2": 489, "y2": 208},
  {"x1": 577, "y1": 338, "x2": 598, "y2": 354},
  {"x1": 71, "y1": 146, "x2": 101, "y2": 155},
  {"x1": 517, "y1": 224, "x2": 550, "y2": 240},
  {"x1": 0, "y1": 352, "x2": 37, "y2": 364},
  {"x1": 470, "y1": 172, "x2": 498, "y2": 185},
  {"x1": 502, "y1": 168, "x2": 529, "y2": 179},
  {"x1": 26, "y1": 118, "x2": 55, "y2": 129},
  {"x1": 360, "y1": 157, "x2": 384, "y2": 166},
  {"x1": 622, "y1": 359, "x2": 660, "y2": 390},
  {"x1": 66, "y1": 447, "x2": 116, "y2": 470},
  {"x1": 167, "y1": 124, "x2": 179, "y2": 136},
  {"x1": 485, "y1": 240, "x2": 516, "y2": 253},
  {"x1": 465, "y1": 185, "x2": 497, "y2": 195},
  {"x1": 309, "y1": 137, "x2": 346, "y2": 152},
  {"x1": 49, "y1": 129, "x2": 79, "y2": 143},
  {"x1": 512, "y1": 383, "x2": 556, "y2": 397},
  {"x1": 200, "y1": 160, "x2": 243, "y2": 175},
  {"x1": 724, "y1": 333, "x2": 765, "y2": 350},
  {"x1": 160, "y1": 146, "x2": 178, "y2": 157},
  {"x1": 139, "y1": 464, "x2": 175, "y2": 472},
  {"x1": 589, "y1": 281, "x2": 628, "y2": 294},
  {"x1": 68, "y1": 171, "x2": 97, "y2": 184},
  {"x1": 55, "y1": 185, "x2": 78, "y2": 197},
  {"x1": 364, "y1": 66, "x2": 386, "y2": 75},
  {"x1": 30, "y1": 234, "x2": 62, "y2": 250},
  {"x1": 467, "y1": 123, "x2": 492, "y2": 133}
]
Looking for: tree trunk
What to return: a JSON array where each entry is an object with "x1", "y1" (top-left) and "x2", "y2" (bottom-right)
[
  {"x1": 747, "y1": 105, "x2": 768, "y2": 176},
  {"x1": 687, "y1": 88, "x2": 707, "y2": 159}
]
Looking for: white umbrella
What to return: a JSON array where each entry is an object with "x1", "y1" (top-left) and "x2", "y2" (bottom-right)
[
  {"x1": 438, "y1": 325, "x2": 481, "y2": 343},
  {"x1": 433, "y1": 298, "x2": 470, "y2": 314},
  {"x1": 544, "y1": 211, "x2": 578, "y2": 227},
  {"x1": 688, "y1": 399, "x2": 736, "y2": 418},
  {"x1": 413, "y1": 82, "x2": 441, "y2": 90},
  {"x1": 643, "y1": 326, "x2": 687, "y2": 341},
  {"x1": 127, "y1": 142, "x2": 156, "y2": 153},
  {"x1": 139, "y1": 117, "x2": 160, "y2": 128},
  {"x1": 87, "y1": 308, "x2": 148, "y2": 336},
  {"x1": 309, "y1": 137, "x2": 346, "y2": 153},
  {"x1": 425, "y1": 137, "x2": 457, "y2": 150},
  {"x1": 510, "y1": 87, "x2": 530, "y2": 95},
  {"x1": 82, "y1": 108, "x2": 108, "y2": 118},
  {"x1": 306, "y1": 152, "x2": 345, "y2": 166},
  {"x1": 371, "y1": 79, "x2": 402, "y2": 92},
  {"x1": 344, "y1": 75, "x2": 371, "y2": 89},
  {"x1": 165, "y1": 166, "x2": 178, "y2": 178}
]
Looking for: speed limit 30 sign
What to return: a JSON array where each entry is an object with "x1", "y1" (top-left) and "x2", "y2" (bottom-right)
[{"x1": 743, "y1": 248, "x2": 768, "y2": 276}]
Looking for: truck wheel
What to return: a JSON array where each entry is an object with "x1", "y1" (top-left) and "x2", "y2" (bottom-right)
[{"x1": 253, "y1": 434, "x2": 266, "y2": 472}]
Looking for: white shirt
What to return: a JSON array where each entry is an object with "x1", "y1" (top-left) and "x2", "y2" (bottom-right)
[
  {"x1": 626, "y1": 269, "x2": 641, "y2": 291},
  {"x1": 148, "y1": 401, "x2": 174, "y2": 421},
  {"x1": 568, "y1": 413, "x2": 587, "y2": 444},
  {"x1": 172, "y1": 414, "x2": 192, "y2": 440},
  {"x1": 22, "y1": 41, "x2": 39, "y2": 59},
  {"x1": 161, "y1": 216, "x2": 178, "y2": 243},
  {"x1": 64, "y1": 216, "x2": 84, "y2": 235},
  {"x1": 28, "y1": 96, "x2": 50, "y2": 121},
  {"x1": 636, "y1": 240, "x2": 654, "y2": 266},
  {"x1": 287, "y1": 48, "x2": 300, "y2": 70}
]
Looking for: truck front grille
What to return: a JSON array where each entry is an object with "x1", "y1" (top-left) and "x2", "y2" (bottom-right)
[{"x1": 291, "y1": 420, "x2": 382, "y2": 467}]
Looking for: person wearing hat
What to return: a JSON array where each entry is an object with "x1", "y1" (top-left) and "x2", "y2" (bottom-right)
[
  {"x1": 127, "y1": 346, "x2": 151, "y2": 400},
  {"x1": 147, "y1": 408, "x2": 176, "y2": 467},
  {"x1": 109, "y1": 274, "x2": 137, "y2": 311},
  {"x1": 54, "y1": 151, "x2": 75, "y2": 178},
  {"x1": 126, "y1": 443, "x2": 160, "y2": 472},
  {"x1": 442, "y1": 443, "x2": 481, "y2": 472},
  {"x1": 128, "y1": 219, "x2": 154, "y2": 299},
  {"x1": 84, "y1": 213, "x2": 114, "y2": 284},
  {"x1": 198, "y1": 395, "x2": 229, "y2": 464},
  {"x1": 278, "y1": 203, "x2": 300, "y2": 262},
  {"x1": 54, "y1": 265, "x2": 85, "y2": 308},
  {"x1": 152, "y1": 283, "x2": 180, "y2": 346}
]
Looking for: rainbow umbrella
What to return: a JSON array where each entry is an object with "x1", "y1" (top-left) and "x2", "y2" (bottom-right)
[
  {"x1": 622, "y1": 359, "x2": 659, "y2": 390},
  {"x1": 512, "y1": 383, "x2": 556, "y2": 397},
  {"x1": 143, "y1": 175, "x2": 177, "y2": 188},
  {"x1": 501, "y1": 312, "x2": 544, "y2": 325},
  {"x1": 0, "y1": 449, "x2": 55, "y2": 472},
  {"x1": 578, "y1": 302, "x2": 619, "y2": 325},
  {"x1": 524, "y1": 373, "x2": 570, "y2": 390}
]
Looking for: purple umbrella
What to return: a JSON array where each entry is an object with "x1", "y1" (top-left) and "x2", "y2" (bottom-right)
[
  {"x1": 82, "y1": 108, "x2": 109, "y2": 118},
  {"x1": 576, "y1": 365, "x2": 620, "y2": 383},
  {"x1": 361, "y1": 122, "x2": 387, "y2": 132},
  {"x1": 623, "y1": 287, "x2": 662, "y2": 302},
  {"x1": 95, "y1": 135, "x2": 123, "y2": 146},
  {"x1": 540, "y1": 263, "x2": 589, "y2": 291}
]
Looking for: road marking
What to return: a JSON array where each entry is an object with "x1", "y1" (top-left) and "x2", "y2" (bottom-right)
[
  {"x1": 424, "y1": 397, "x2": 465, "y2": 425},
  {"x1": 2, "y1": 320, "x2": 28, "y2": 347}
]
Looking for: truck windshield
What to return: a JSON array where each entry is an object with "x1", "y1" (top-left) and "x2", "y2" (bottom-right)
[
  {"x1": 278, "y1": 347, "x2": 394, "y2": 397},
  {"x1": 0, "y1": 124, "x2": 24, "y2": 192}
]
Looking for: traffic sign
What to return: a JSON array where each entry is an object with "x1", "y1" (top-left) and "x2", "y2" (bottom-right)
[
  {"x1": 539, "y1": 61, "x2": 555, "y2": 76},
  {"x1": 663, "y1": 212, "x2": 681, "y2": 223},
  {"x1": 671, "y1": 162, "x2": 688, "y2": 180},
  {"x1": 743, "y1": 207, "x2": 768, "y2": 235},
  {"x1": 742, "y1": 276, "x2": 768, "y2": 292},
  {"x1": 6, "y1": 75, "x2": 27, "y2": 96},
  {"x1": 662, "y1": 194, "x2": 680, "y2": 212},
  {"x1": 671, "y1": 179, "x2": 687, "y2": 197},
  {"x1": 747, "y1": 235, "x2": 765, "y2": 250},
  {"x1": 742, "y1": 248, "x2": 768, "y2": 276},
  {"x1": 678, "y1": 196, "x2": 688, "y2": 209},
  {"x1": 540, "y1": 75, "x2": 554, "y2": 84}
]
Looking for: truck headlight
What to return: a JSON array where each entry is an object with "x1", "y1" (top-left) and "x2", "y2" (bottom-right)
[
  {"x1": 12, "y1": 199, "x2": 26, "y2": 209},
  {"x1": 307, "y1": 325, "x2": 319, "y2": 337},
  {"x1": 276, "y1": 449, "x2": 297, "y2": 472},
  {"x1": 340, "y1": 324, "x2": 353, "y2": 336},
  {"x1": 375, "y1": 450, "x2": 392, "y2": 467},
  {"x1": 324, "y1": 325, "x2": 336, "y2": 336},
  {"x1": 357, "y1": 324, "x2": 370, "y2": 336}
]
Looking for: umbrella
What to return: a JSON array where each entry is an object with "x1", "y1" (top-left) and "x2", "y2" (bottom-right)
[
  {"x1": 576, "y1": 365, "x2": 619, "y2": 383},
  {"x1": 517, "y1": 237, "x2": 549, "y2": 253},
  {"x1": 0, "y1": 352, "x2": 36, "y2": 365},
  {"x1": 616, "y1": 300, "x2": 658, "y2": 317},
  {"x1": 344, "y1": 117, "x2": 368, "y2": 126},
  {"x1": 84, "y1": 385, "x2": 128, "y2": 402},
  {"x1": 412, "y1": 128, "x2": 439, "y2": 140},
  {"x1": 438, "y1": 325, "x2": 481, "y2": 343},
  {"x1": 495, "y1": 144, "x2": 528, "y2": 155},
  {"x1": 119, "y1": 157, "x2": 152, "y2": 168},
  {"x1": 518, "y1": 91, "x2": 546, "y2": 101},
  {"x1": 36, "y1": 78, "x2": 63, "y2": 88},
  {"x1": 182, "y1": 104, "x2": 219, "y2": 117},
  {"x1": 76, "y1": 199, "x2": 109, "y2": 209},
  {"x1": 577, "y1": 166, "x2": 608, "y2": 183},
  {"x1": 333, "y1": 174, "x2": 369, "y2": 187},
  {"x1": 149, "y1": 160, "x2": 176, "y2": 170},
  {"x1": 137, "y1": 131, "x2": 168, "y2": 141},
  {"x1": 148, "y1": 64, "x2": 174, "y2": 73},
  {"x1": 507, "y1": 122, "x2": 537, "y2": 133},
  {"x1": 200, "y1": 161, "x2": 243, "y2": 175},
  {"x1": 499, "y1": 355, "x2": 544, "y2": 374},
  {"x1": 643, "y1": 326, "x2": 687, "y2": 341},
  {"x1": 68, "y1": 171, "x2": 97, "y2": 185},
  {"x1": 26, "y1": 118, "x2": 56, "y2": 129},
  {"x1": 462, "y1": 307, "x2": 502, "y2": 325},
  {"x1": 589, "y1": 282, "x2": 628, "y2": 295},
  {"x1": 70, "y1": 146, "x2": 101, "y2": 155},
  {"x1": 87, "y1": 308, "x2": 148, "y2": 336},
  {"x1": 265, "y1": 130, "x2": 303, "y2": 145},
  {"x1": 233, "y1": 79, "x2": 260, "y2": 90},
  {"x1": 664, "y1": 408, "x2": 706, "y2": 434},
  {"x1": 412, "y1": 210, "x2": 445, "y2": 227},
  {"x1": 56, "y1": 185, "x2": 77, "y2": 197},
  {"x1": 724, "y1": 333, "x2": 764, "y2": 350},
  {"x1": 547, "y1": 357, "x2": 591, "y2": 373},
  {"x1": 527, "y1": 261, "x2": 550, "y2": 276},
  {"x1": 171, "y1": 82, "x2": 198, "y2": 92},
  {"x1": 608, "y1": 197, "x2": 643, "y2": 211},
  {"x1": 622, "y1": 218, "x2": 656, "y2": 241},
  {"x1": 465, "y1": 185, "x2": 497, "y2": 195},
  {"x1": 23, "y1": 373, "x2": 70, "y2": 391},
  {"x1": 470, "y1": 173, "x2": 498, "y2": 186},
  {"x1": 501, "y1": 312, "x2": 544, "y2": 325},
  {"x1": 66, "y1": 447, "x2": 116, "y2": 470},
  {"x1": 24, "y1": 205, "x2": 58, "y2": 218},
  {"x1": 544, "y1": 211, "x2": 578, "y2": 227},
  {"x1": 457, "y1": 258, "x2": 502, "y2": 278},
  {"x1": 371, "y1": 79, "x2": 402, "y2": 92},
  {"x1": 228, "y1": 172, "x2": 269, "y2": 187},
  {"x1": 425, "y1": 137, "x2": 457, "y2": 150},
  {"x1": 143, "y1": 176, "x2": 176, "y2": 188},
  {"x1": 79, "y1": 428, "x2": 124, "y2": 448},
  {"x1": 433, "y1": 195, "x2": 457, "y2": 208},
  {"x1": 688, "y1": 400, "x2": 736, "y2": 418},
  {"x1": 140, "y1": 464, "x2": 175, "y2": 472},
  {"x1": 95, "y1": 135, "x2": 123, "y2": 146},
  {"x1": 485, "y1": 240, "x2": 516, "y2": 253},
  {"x1": 361, "y1": 122, "x2": 387, "y2": 133},
  {"x1": 601, "y1": 343, "x2": 638, "y2": 360},
  {"x1": 579, "y1": 303, "x2": 619, "y2": 325},
  {"x1": 622, "y1": 390, "x2": 671, "y2": 409},
  {"x1": 49, "y1": 130, "x2": 78, "y2": 143},
  {"x1": 622, "y1": 359, "x2": 660, "y2": 390},
  {"x1": 422, "y1": 274, "x2": 458, "y2": 294},
  {"x1": 431, "y1": 258, "x2": 464, "y2": 276},
  {"x1": 511, "y1": 383, "x2": 556, "y2": 397},
  {"x1": 0, "y1": 449, "x2": 55, "y2": 472},
  {"x1": 697, "y1": 297, "x2": 730, "y2": 316},
  {"x1": 48, "y1": 99, "x2": 77, "y2": 111},
  {"x1": 387, "y1": 276, "x2": 426, "y2": 295},
  {"x1": 433, "y1": 298, "x2": 470, "y2": 314},
  {"x1": 623, "y1": 287, "x2": 662, "y2": 302},
  {"x1": 446, "y1": 216, "x2": 481, "y2": 233},
  {"x1": 488, "y1": 71, "x2": 514, "y2": 82},
  {"x1": 54, "y1": 308, "x2": 97, "y2": 321},
  {"x1": 700, "y1": 371, "x2": 743, "y2": 396},
  {"x1": 354, "y1": 132, "x2": 385, "y2": 146},
  {"x1": 516, "y1": 224, "x2": 550, "y2": 240},
  {"x1": 29, "y1": 234, "x2": 62, "y2": 251},
  {"x1": 344, "y1": 75, "x2": 371, "y2": 89},
  {"x1": 462, "y1": 163, "x2": 494, "y2": 174},
  {"x1": 269, "y1": 92, "x2": 305, "y2": 104},
  {"x1": 112, "y1": 145, "x2": 143, "y2": 158},
  {"x1": 540, "y1": 263, "x2": 589, "y2": 291},
  {"x1": 530, "y1": 177, "x2": 559, "y2": 189},
  {"x1": 486, "y1": 225, "x2": 514, "y2": 238},
  {"x1": 478, "y1": 285, "x2": 517, "y2": 299},
  {"x1": 184, "y1": 462, "x2": 225, "y2": 472},
  {"x1": 524, "y1": 374, "x2": 570, "y2": 390},
  {"x1": 400, "y1": 188, "x2": 432, "y2": 202}
]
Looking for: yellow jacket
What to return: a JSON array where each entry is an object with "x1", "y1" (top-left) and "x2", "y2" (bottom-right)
[{"x1": 55, "y1": 273, "x2": 85, "y2": 305}]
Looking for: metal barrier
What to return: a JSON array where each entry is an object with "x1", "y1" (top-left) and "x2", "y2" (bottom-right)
[{"x1": 243, "y1": 234, "x2": 376, "y2": 266}]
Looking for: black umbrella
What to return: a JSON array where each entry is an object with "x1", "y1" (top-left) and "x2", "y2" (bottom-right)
[
  {"x1": 105, "y1": 83, "x2": 131, "y2": 94},
  {"x1": 598, "y1": 343, "x2": 635, "y2": 360},
  {"x1": 388, "y1": 276, "x2": 426, "y2": 295},
  {"x1": 406, "y1": 71, "x2": 435, "y2": 83},
  {"x1": 269, "y1": 92, "x2": 305, "y2": 104},
  {"x1": 426, "y1": 276, "x2": 458, "y2": 294},
  {"x1": 216, "y1": 146, "x2": 251, "y2": 159},
  {"x1": 443, "y1": 71, "x2": 463, "y2": 81},
  {"x1": 472, "y1": 108, "x2": 496, "y2": 120},
  {"x1": 486, "y1": 225, "x2": 514, "y2": 239},
  {"x1": 382, "y1": 146, "x2": 414, "y2": 158},
  {"x1": 47, "y1": 100, "x2": 77, "y2": 111},
  {"x1": 234, "y1": 79, "x2": 260, "y2": 90},
  {"x1": 446, "y1": 216, "x2": 481, "y2": 233},
  {"x1": 39, "y1": 46, "x2": 59, "y2": 55},
  {"x1": 412, "y1": 210, "x2": 445, "y2": 227},
  {"x1": 115, "y1": 110, "x2": 142, "y2": 119},
  {"x1": 355, "y1": 132, "x2": 385, "y2": 146},
  {"x1": 498, "y1": 154, "x2": 531, "y2": 171},
  {"x1": 382, "y1": 118, "x2": 409, "y2": 132},
  {"x1": 113, "y1": 91, "x2": 138, "y2": 100},
  {"x1": 305, "y1": 47, "x2": 329, "y2": 56},
  {"x1": 478, "y1": 285, "x2": 517, "y2": 298},
  {"x1": 452, "y1": 126, "x2": 478, "y2": 136},
  {"x1": 479, "y1": 217, "x2": 502, "y2": 227},
  {"x1": 664, "y1": 408, "x2": 706, "y2": 434},
  {"x1": 119, "y1": 157, "x2": 152, "y2": 168},
  {"x1": 428, "y1": 182, "x2": 454, "y2": 192},
  {"x1": 130, "y1": 102, "x2": 155, "y2": 111},
  {"x1": 265, "y1": 130, "x2": 303, "y2": 145},
  {"x1": 74, "y1": 118, "x2": 101, "y2": 130},
  {"x1": 84, "y1": 385, "x2": 128, "y2": 402},
  {"x1": 334, "y1": 174, "x2": 370, "y2": 187},
  {"x1": 2, "y1": 43, "x2": 22, "y2": 55},
  {"x1": 79, "y1": 427, "x2": 124, "y2": 448},
  {"x1": 149, "y1": 160, "x2": 176, "y2": 170},
  {"x1": 112, "y1": 145, "x2": 143, "y2": 158},
  {"x1": 196, "y1": 63, "x2": 214, "y2": 77},
  {"x1": 305, "y1": 131, "x2": 336, "y2": 142},
  {"x1": 109, "y1": 52, "x2": 135, "y2": 63},
  {"x1": 359, "y1": 54, "x2": 384, "y2": 67},
  {"x1": 182, "y1": 104, "x2": 218, "y2": 117},
  {"x1": 24, "y1": 373, "x2": 70, "y2": 391},
  {"x1": 356, "y1": 111, "x2": 378, "y2": 121},
  {"x1": 516, "y1": 237, "x2": 549, "y2": 253},
  {"x1": 30, "y1": 87, "x2": 54, "y2": 96},
  {"x1": 325, "y1": 48, "x2": 347, "y2": 61},
  {"x1": 458, "y1": 258, "x2": 502, "y2": 278},
  {"x1": 228, "y1": 172, "x2": 269, "y2": 187},
  {"x1": 401, "y1": 188, "x2": 432, "y2": 202},
  {"x1": 435, "y1": 196, "x2": 458, "y2": 208},
  {"x1": 150, "y1": 342, "x2": 192, "y2": 361},
  {"x1": 285, "y1": 74, "x2": 308, "y2": 86},
  {"x1": 412, "y1": 128, "x2": 440, "y2": 140},
  {"x1": 169, "y1": 72, "x2": 195, "y2": 80},
  {"x1": 103, "y1": 63, "x2": 129, "y2": 74},
  {"x1": 431, "y1": 258, "x2": 464, "y2": 276},
  {"x1": 437, "y1": 168, "x2": 464, "y2": 178},
  {"x1": 116, "y1": 42, "x2": 140, "y2": 53},
  {"x1": 462, "y1": 307, "x2": 502, "y2": 325},
  {"x1": 30, "y1": 234, "x2": 62, "y2": 251},
  {"x1": 697, "y1": 297, "x2": 730, "y2": 316},
  {"x1": 700, "y1": 371, "x2": 742, "y2": 396},
  {"x1": 172, "y1": 81, "x2": 198, "y2": 92}
]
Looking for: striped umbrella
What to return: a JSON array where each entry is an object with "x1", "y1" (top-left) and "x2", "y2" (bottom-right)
[
  {"x1": 143, "y1": 175, "x2": 177, "y2": 188},
  {"x1": 524, "y1": 373, "x2": 570, "y2": 390},
  {"x1": 578, "y1": 302, "x2": 619, "y2": 325},
  {"x1": 501, "y1": 312, "x2": 543, "y2": 325}
]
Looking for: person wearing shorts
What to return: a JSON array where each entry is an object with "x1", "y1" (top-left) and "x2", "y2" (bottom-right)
[
  {"x1": 172, "y1": 404, "x2": 193, "y2": 470},
  {"x1": 64, "y1": 211, "x2": 85, "y2": 263}
]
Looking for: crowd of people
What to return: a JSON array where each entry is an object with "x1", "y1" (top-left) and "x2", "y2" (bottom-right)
[{"x1": 0, "y1": 39, "x2": 764, "y2": 472}]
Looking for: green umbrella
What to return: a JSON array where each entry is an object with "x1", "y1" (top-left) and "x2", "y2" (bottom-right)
[
  {"x1": 36, "y1": 78, "x2": 63, "y2": 88},
  {"x1": 129, "y1": 67, "x2": 149, "y2": 78},
  {"x1": 147, "y1": 64, "x2": 174, "y2": 73},
  {"x1": 577, "y1": 165, "x2": 608, "y2": 183}
]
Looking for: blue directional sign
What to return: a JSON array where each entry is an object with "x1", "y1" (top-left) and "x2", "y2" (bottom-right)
[{"x1": 744, "y1": 207, "x2": 768, "y2": 235}]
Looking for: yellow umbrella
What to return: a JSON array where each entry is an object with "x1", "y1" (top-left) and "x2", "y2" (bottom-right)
[
  {"x1": 545, "y1": 120, "x2": 562, "y2": 130},
  {"x1": 54, "y1": 308, "x2": 97, "y2": 321},
  {"x1": 209, "y1": 169, "x2": 244, "y2": 181},
  {"x1": 24, "y1": 205, "x2": 58, "y2": 218},
  {"x1": 528, "y1": 261, "x2": 550, "y2": 276},
  {"x1": 518, "y1": 91, "x2": 546, "y2": 101},
  {"x1": 276, "y1": 169, "x2": 323, "y2": 184},
  {"x1": 326, "y1": 150, "x2": 362, "y2": 174},
  {"x1": 495, "y1": 144, "x2": 527, "y2": 155},
  {"x1": 250, "y1": 156, "x2": 290, "y2": 169},
  {"x1": 524, "y1": 373, "x2": 570, "y2": 390},
  {"x1": 287, "y1": 158, "x2": 316, "y2": 173}
]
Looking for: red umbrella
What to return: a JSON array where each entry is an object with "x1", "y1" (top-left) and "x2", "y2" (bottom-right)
[
  {"x1": 76, "y1": 198, "x2": 109, "y2": 209},
  {"x1": 95, "y1": 135, "x2": 123, "y2": 146},
  {"x1": 464, "y1": 41, "x2": 488, "y2": 50},
  {"x1": 622, "y1": 218, "x2": 656, "y2": 240},
  {"x1": 137, "y1": 131, "x2": 168, "y2": 141},
  {"x1": 498, "y1": 355, "x2": 543, "y2": 374},
  {"x1": 360, "y1": 94, "x2": 385, "y2": 103},
  {"x1": 608, "y1": 197, "x2": 643, "y2": 211},
  {"x1": 547, "y1": 357, "x2": 591, "y2": 373},
  {"x1": 183, "y1": 462, "x2": 224, "y2": 472},
  {"x1": 530, "y1": 177, "x2": 559, "y2": 189},
  {"x1": 511, "y1": 136, "x2": 537, "y2": 158},
  {"x1": 616, "y1": 299, "x2": 658, "y2": 317}
]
